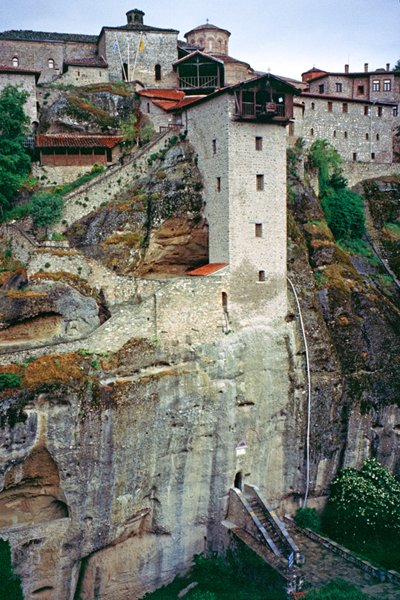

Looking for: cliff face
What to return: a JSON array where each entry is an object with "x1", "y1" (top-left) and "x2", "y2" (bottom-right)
[
  {"x1": 288, "y1": 174, "x2": 400, "y2": 487},
  {"x1": 1, "y1": 135, "x2": 399, "y2": 599},
  {"x1": 1, "y1": 327, "x2": 304, "y2": 600}
]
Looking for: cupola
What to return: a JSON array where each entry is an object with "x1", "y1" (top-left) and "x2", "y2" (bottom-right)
[{"x1": 126, "y1": 9, "x2": 145, "y2": 25}]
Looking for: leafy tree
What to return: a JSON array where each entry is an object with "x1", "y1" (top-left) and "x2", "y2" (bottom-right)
[
  {"x1": 305, "y1": 578, "x2": 373, "y2": 599},
  {"x1": 0, "y1": 539, "x2": 24, "y2": 600},
  {"x1": 294, "y1": 507, "x2": 320, "y2": 531},
  {"x1": 323, "y1": 459, "x2": 400, "y2": 542},
  {"x1": 307, "y1": 139, "x2": 342, "y2": 193},
  {"x1": 29, "y1": 192, "x2": 64, "y2": 232},
  {"x1": 393, "y1": 59, "x2": 400, "y2": 72},
  {"x1": 0, "y1": 85, "x2": 31, "y2": 213}
]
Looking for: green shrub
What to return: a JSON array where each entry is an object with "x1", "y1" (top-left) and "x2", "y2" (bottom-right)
[
  {"x1": 321, "y1": 187, "x2": 365, "y2": 241},
  {"x1": 0, "y1": 539, "x2": 24, "y2": 600},
  {"x1": 294, "y1": 507, "x2": 320, "y2": 531},
  {"x1": 0, "y1": 373, "x2": 22, "y2": 392},
  {"x1": 305, "y1": 578, "x2": 373, "y2": 599}
]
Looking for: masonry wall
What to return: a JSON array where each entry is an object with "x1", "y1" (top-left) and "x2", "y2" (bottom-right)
[
  {"x1": 101, "y1": 30, "x2": 178, "y2": 87},
  {"x1": 0, "y1": 39, "x2": 96, "y2": 82},
  {"x1": 294, "y1": 97, "x2": 395, "y2": 163},
  {"x1": 184, "y1": 95, "x2": 231, "y2": 264},
  {"x1": 0, "y1": 73, "x2": 37, "y2": 123},
  {"x1": 141, "y1": 99, "x2": 172, "y2": 133},
  {"x1": 59, "y1": 66, "x2": 109, "y2": 86}
]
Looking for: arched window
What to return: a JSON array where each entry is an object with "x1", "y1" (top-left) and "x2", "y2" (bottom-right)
[
  {"x1": 12, "y1": 57, "x2": 19, "y2": 67},
  {"x1": 48, "y1": 58, "x2": 55, "y2": 69},
  {"x1": 207, "y1": 36, "x2": 214, "y2": 52},
  {"x1": 155, "y1": 64, "x2": 161, "y2": 81}
]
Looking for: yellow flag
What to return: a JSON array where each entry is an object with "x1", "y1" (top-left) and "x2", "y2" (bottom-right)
[{"x1": 139, "y1": 33, "x2": 145, "y2": 52}]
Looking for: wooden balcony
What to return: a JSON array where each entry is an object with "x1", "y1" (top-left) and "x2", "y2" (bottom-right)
[
  {"x1": 179, "y1": 74, "x2": 220, "y2": 89},
  {"x1": 234, "y1": 88, "x2": 293, "y2": 122}
]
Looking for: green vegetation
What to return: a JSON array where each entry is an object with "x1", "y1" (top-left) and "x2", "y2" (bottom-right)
[
  {"x1": 305, "y1": 578, "x2": 375, "y2": 599},
  {"x1": 0, "y1": 85, "x2": 31, "y2": 214},
  {"x1": 30, "y1": 192, "x2": 63, "y2": 231},
  {"x1": 287, "y1": 137, "x2": 305, "y2": 178},
  {"x1": 294, "y1": 507, "x2": 321, "y2": 531},
  {"x1": 0, "y1": 539, "x2": 24, "y2": 600},
  {"x1": 322, "y1": 459, "x2": 400, "y2": 571},
  {"x1": 0, "y1": 373, "x2": 22, "y2": 392},
  {"x1": 307, "y1": 140, "x2": 365, "y2": 243},
  {"x1": 142, "y1": 545, "x2": 286, "y2": 600}
]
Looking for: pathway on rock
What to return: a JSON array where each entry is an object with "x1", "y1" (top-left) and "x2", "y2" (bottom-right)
[{"x1": 285, "y1": 523, "x2": 400, "y2": 599}]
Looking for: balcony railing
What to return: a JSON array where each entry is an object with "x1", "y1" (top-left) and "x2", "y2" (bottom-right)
[
  {"x1": 179, "y1": 75, "x2": 219, "y2": 89},
  {"x1": 239, "y1": 102, "x2": 286, "y2": 119}
]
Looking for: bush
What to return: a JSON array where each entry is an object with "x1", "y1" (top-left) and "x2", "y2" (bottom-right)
[
  {"x1": 0, "y1": 373, "x2": 22, "y2": 392},
  {"x1": 0, "y1": 539, "x2": 24, "y2": 600},
  {"x1": 305, "y1": 578, "x2": 373, "y2": 599},
  {"x1": 30, "y1": 192, "x2": 64, "y2": 230},
  {"x1": 321, "y1": 187, "x2": 365, "y2": 241},
  {"x1": 294, "y1": 507, "x2": 320, "y2": 531}
]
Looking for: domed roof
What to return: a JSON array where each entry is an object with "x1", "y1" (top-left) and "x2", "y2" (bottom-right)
[{"x1": 184, "y1": 22, "x2": 231, "y2": 38}]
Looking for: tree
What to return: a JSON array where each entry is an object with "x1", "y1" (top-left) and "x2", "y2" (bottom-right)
[
  {"x1": 30, "y1": 192, "x2": 64, "y2": 232},
  {"x1": 305, "y1": 578, "x2": 372, "y2": 600},
  {"x1": 323, "y1": 459, "x2": 400, "y2": 542},
  {"x1": 393, "y1": 59, "x2": 400, "y2": 72},
  {"x1": 0, "y1": 85, "x2": 31, "y2": 213},
  {"x1": 0, "y1": 539, "x2": 24, "y2": 600}
]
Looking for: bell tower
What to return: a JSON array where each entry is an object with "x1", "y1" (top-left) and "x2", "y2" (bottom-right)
[{"x1": 126, "y1": 9, "x2": 145, "y2": 25}]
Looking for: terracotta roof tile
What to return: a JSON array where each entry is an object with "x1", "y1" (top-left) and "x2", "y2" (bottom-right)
[
  {"x1": 187, "y1": 263, "x2": 228, "y2": 276},
  {"x1": 36, "y1": 134, "x2": 123, "y2": 149},
  {"x1": 138, "y1": 89, "x2": 185, "y2": 100},
  {"x1": 0, "y1": 65, "x2": 40, "y2": 76}
]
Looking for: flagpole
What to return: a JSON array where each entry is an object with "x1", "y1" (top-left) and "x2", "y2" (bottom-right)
[
  {"x1": 131, "y1": 32, "x2": 142, "y2": 82},
  {"x1": 114, "y1": 34, "x2": 126, "y2": 81},
  {"x1": 127, "y1": 38, "x2": 130, "y2": 82}
]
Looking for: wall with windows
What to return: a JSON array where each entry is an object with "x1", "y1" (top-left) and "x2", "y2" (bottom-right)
[
  {"x1": 59, "y1": 66, "x2": 109, "y2": 86},
  {"x1": 0, "y1": 39, "x2": 97, "y2": 83},
  {"x1": 183, "y1": 94, "x2": 288, "y2": 320},
  {"x1": 99, "y1": 29, "x2": 178, "y2": 87},
  {"x1": 294, "y1": 95, "x2": 395, "y2": 163}
]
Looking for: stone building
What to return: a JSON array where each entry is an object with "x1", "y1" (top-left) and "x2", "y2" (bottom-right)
[
  {"x1": 293, "y1": 93, "x2": 396, "y2": 163},
  {"x1": 302, "y1": 63, "x2": 400, "y2": 106},
  {"x1": 0, "y1": 65, "x2": 39, "y2": 124}
]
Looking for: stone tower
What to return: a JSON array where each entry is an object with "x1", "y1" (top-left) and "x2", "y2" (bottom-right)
[
  {"x1": 184, "y1": 22, "x2": 231, "y2": 55},
  {"x1": 126, "y1": 9, "x2": 145, "y2": 25}
]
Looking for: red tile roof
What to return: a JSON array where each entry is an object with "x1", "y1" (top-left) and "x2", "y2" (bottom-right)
[
  {"x1": 187, "y1": 263, "x2": 228, "y2": 276},
  {"x1": 36, "y1": 134, "x2": 123, "y2": 148},
  {"x1": 0, "y1": 65, "x2": 40, "y2": 76},
  {"x1": 138, "y1": 88, "x2": 185, "y2": 100}
]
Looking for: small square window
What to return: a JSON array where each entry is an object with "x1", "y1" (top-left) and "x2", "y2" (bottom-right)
[
  {"x1": 327, "y1": 101, "x2": 333, "y2": 112},
  {"x1": 365, "y1": 133, "x2": 369, "y2": 140},
  {"x1": 372, "y1": 80, "x2": 380, "y2": 92},
  {"x1": 393, "y1": 106, "x2": 398, "y2": 117},
  {"x1": 353, "y1": 152, "x2": 357, "y2": 161},
  {"x1": 12, "y1": 57, "x2": 19, "y2": 67},
  {"x1": 335, "y1": 82, "x2": 342, "y2": 92},
  {"x1": 258, "y1": 270, "x2": 266, "y2": 282},
  {"x1": 255, "y1": 223, "x2": 263, "y2": 237},
  {"x1": 212, "y1": 139, "x2": 217, "y2": 154},
  {"x1": 357, "y1": 85, "x2": 365, "y2": 95},
  {"x1": 217, "y1": 177, "x2": 221, "y2": 192},
  {"x1": 342, "y1": 103, "x2": 348, "y2": 113},
  {"x1": 256, "y1": 174, "x2": 264, "y2": 191},
  {"x1": 364, "y1": 106, "x2": 369, "y2": 116},
  {"x1": 255, "y1": 136, "x2": 263, "y2": 151},
  {"x1": 344, "y1": 131, "x2": 348, "y2": 139},
  {"x1": 376, "y1": 133, "x2": 380, "y2": 141},
  {"x1": 333, "y1": 130, "x2": 336, "y2": 138},
  {"x1": 383, "y1": 80, "x2": 391, "y2": 92},
  {"x1": 311, "y1": 102, "x2": 315, "y2": 110},
  {"x1": 371, "y1": 152, "x2": 375, "y2": 160},
  {"x1": 377, "y1": 106, "x2": 382, "y2": 117},
  {"x1": 310, "y1": 128, "x2": 314, "y2": 136}
]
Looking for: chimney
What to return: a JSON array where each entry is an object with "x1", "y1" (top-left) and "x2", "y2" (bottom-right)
[
  {"x1": 364, "y1": 63, "x2": 369, "y2": 72},
  {"x1": 386, "y1": 63, "x2": 390, "y2": 71},
  {"x1": 345, "y1": 64, "x2": 349, "y2": 73},
  {"x1": 126, "y1": 9, "x2": 145, "y2": 25}
]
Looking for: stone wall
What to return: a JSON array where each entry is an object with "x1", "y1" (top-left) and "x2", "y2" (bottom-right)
[
  {"x1": 100, "y1": 29, "x2": 178, "y2": 87},
  {"x1": 294, "y1": 97, "x2": 395, "y2": 163},
  {"x1": 58, "y1": 65, "x2": 109, "y2": 86},
  {"x1": 0, "y1": 39, "x2": 96, "y2": 83},
  {"x1": 32, "y1": 163, "x2": 93, "y2": 185},
  {"x1": 342, "y1": 161, "x2": 400, "y2": 187},
  {"x1": 0, "y1": 72, "x2": 38, "y2": 123}
]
